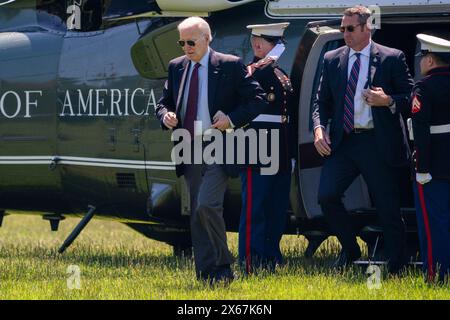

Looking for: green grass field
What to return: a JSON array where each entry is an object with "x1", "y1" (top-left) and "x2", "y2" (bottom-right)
[{"x1": 0, "y1": 213, "x2": 448, "y2": 300}]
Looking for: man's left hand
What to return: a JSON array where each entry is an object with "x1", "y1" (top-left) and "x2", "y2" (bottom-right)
[
  {"x1": 363, "y1": 87, "x2": 392, "y2": 107},
  {"x1": 211, "y1": 110, "x2": 230, "y2": 131}
]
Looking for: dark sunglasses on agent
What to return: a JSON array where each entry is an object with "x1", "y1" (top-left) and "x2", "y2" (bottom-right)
[
  {"x1": 178, "y1": 39, "x2": 197, "y2": 47},
  {"x1": 339, "y1": 23, "x2": 365, "y2": 33}
]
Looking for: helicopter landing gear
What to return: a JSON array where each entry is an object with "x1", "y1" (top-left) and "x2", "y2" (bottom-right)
[
  {"x1": 172, "y1": 243, "x2": 193, "y2": 258},
  {"x1": 0, "y1": 210, "x2": 4, "y2": 227},
  {"x1": 58, "y1": 205, "x2": 96, "y2": 254},
  {"x1": 43, "y1": 214, "x2": 65, "y2": 231}
]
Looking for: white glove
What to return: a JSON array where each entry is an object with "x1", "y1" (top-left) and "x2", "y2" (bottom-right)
[{"x1": 416, "y1": 173, "x2": 432, "y2": 185}]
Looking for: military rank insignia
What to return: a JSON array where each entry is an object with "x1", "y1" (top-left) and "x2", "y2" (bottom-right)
[{"x1": 412, "y1": 95, "x2": 422, "y2": 114}]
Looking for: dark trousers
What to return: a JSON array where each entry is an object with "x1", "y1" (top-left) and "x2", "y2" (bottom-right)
[
  {"x1": 239, "y1": 167, "x2": 291, "y2": 273},
  {"x1": 184, "y1": 163, "x2": 234, "y2": 277},
  {"x1": 318, "y1": 131, "x2": 406, "y2": 271},
  {"x1": 413, "y1": 180, "x2": 450, "y2": 282}
]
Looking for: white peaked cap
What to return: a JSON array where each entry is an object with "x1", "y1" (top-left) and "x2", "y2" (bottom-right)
[
  {"x1": 417, "y1": 33, "x2": 450, "y2": 53},
  {"x1": 246, "y1": 22, "x2": 290, "y2": 37}
]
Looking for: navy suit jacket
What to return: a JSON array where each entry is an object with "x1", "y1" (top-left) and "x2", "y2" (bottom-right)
[
  {"x1": 156, "y1": 49, "x2": 267, "y2": 177},
  {"x1": 312, "y1": 41, "x2": 414, "y2": 167}
]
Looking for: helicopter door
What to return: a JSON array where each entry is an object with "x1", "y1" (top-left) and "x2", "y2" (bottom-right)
[
  {"x1": 0, "y1": 30, "x2": 63, "y2": 211},
  {"x1": 56, "y1": 18, "x2": 155, "y2": 218},
  {"x1": 295, "y1": 22, "x2": 372, "y2": 219}
]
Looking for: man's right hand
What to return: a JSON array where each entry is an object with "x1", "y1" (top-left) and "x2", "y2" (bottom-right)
[
  {"x1": 163, "y1": 112, "x2": 178, "y2": 129},
  {"x1": 314, "y1": 127, "x2": 331, "y2": 157},
  {"x1": 416, "y1": 173, "x2": 432, "y2": 185}
]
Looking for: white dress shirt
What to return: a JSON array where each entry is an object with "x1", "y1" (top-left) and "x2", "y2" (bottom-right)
[
  {"x1": 181, "y1": 48, "x2": 212, "y2": 135},
  {"x1": 348, "y1": 41, "x2": 373, "y2": 129}
]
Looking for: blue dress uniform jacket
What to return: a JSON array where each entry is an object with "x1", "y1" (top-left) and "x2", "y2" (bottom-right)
[
  {"x1": 246, "y1": 57, "x2": 296, "y2": 171},
  {"x1": 411, "y1": 66, "x2": 450, "y2": 282},
  {"x1": 238, "y1": 57, "x2": 294, "y2": 273},
  {"x1": 412, "y1": 67, "x2": 450, "y2": 179}
]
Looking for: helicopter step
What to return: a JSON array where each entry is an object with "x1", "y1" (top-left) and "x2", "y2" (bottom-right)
[
  {"x1": 303, "y1": 231, "x2": 328, "y2": 258},
  {"x1": 58, "y1": 205, "x2": 96, "y2": 254},
  {"x1": 353, "y1": 260, "x2": 423, "y2": 267}
]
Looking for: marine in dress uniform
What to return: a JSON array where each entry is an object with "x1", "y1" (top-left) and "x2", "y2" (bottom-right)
[
  {"x1": 238, "y1": 22, "x2": 296, "y2": 273},
  {"x1": 410, "y1": 33, "x2": 450, "y2": 282}
]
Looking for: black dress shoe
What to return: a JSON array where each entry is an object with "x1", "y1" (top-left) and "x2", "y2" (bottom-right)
[
  {"x1": 198, "y1": 265, "x2": 235, "y2": 285},
  {"x1": 332, "y1": 248, "x2": 361, "y2": 269},
  {"x1": 210, "y1": 265, "x2": 235, "y2": 285}
]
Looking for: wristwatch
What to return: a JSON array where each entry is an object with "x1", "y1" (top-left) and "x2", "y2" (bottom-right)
[{"x1": 388, "y1": 96, "x2": 395, "y2": 107}]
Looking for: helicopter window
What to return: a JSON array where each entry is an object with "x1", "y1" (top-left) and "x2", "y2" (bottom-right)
[
  {"x1": 65, "y1": 0, "x2": 103, "y2": 32},
  {"x1": 35, "y1": 0, "x2": 103, "y2": 32},
  {"x1": 36, "y1": 0, "x2": 164, "y2": 32},
  {"x1": 103, "y1": 0, "x2": 161, "y2": 20},
  {"x1": 78, "y1": 0, "x2": 103, "y2": 31},
  {"x1": 36, "y1": 0, "x2": 67, "y2": 31}
]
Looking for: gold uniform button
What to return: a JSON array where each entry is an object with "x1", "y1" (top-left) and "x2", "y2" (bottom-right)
[{"x1": 267, "y1": 93, "x2": 276, "y2": 102}]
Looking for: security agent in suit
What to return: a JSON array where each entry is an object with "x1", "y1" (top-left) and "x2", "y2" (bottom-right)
[
  {"x1": 312, "y1": 6, "x2": 414, "y2": 273},
  {"x1": 155, "y1": 17, "x2": 266, "y2": 284},
  {"x1": 409, "y1": 34, "x2": 450, "y2": 283},
  {"x1": 238, "y1": 23, "x2": 296, "y2": 274}
]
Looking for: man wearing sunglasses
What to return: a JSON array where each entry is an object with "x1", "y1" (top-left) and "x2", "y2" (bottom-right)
[
  {"x1": 156, "y1": 17, "x2": 266, "y2": 285},
  {"x1": 312, "y1": 6, "x2": 414, "y2": 274}
]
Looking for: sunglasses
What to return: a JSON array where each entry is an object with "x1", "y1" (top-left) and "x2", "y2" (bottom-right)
[
  {"x1": 177, "y1": 39, "x2": 197, "y2": 47},
  {"x1": 339, "y1": 23, "x2": 364, "y2": 33}
]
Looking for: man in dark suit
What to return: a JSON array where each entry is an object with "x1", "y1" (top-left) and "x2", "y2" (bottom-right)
[
  {"x1": 312, "y1": 6, "x2": 414, "y2": 273},
  {"x1": 155, "y1": 17, "x2": 266, "y2": 284}
]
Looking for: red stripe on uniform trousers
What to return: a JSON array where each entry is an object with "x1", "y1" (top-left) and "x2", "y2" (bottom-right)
[
  {"x1": 417, "y1": 183, "x2": 435, "y2": 281},
  {"x1": 246, "y1": 167, "x2": 253, "y2": 274}
]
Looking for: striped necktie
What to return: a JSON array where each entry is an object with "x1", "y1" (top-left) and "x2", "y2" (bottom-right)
[{"x1": 343, "y1": 53, "x2": 361, "y2": 134}]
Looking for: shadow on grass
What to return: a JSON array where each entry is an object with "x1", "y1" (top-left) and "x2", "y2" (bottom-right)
[
  {"x1": 0, "y1": 244, "x2": 191, "y2": 271},
  {"x1": 0, "y1": 242, "x2": 435, "y2": 288}
]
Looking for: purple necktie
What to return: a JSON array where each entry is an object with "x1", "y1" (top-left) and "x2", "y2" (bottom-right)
[
  {"x1": 184, "y1": 62, "x2": 200, "y2": 137},
  {"x1": 343, "y1": 53, "x2": 361, "y2": 134}
]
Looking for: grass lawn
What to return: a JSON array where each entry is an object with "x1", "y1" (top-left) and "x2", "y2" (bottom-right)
[{"x1": 0, "y1": 213, "x2": 448, "y2": 300}]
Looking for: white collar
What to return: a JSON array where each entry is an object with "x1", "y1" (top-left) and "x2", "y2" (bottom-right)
[
  {"x1": 349, "y1": 40, "x2": 372, "y2": 58},
  {"x1": 266, "y1": 43, "x2": 285, "y2": 61}
]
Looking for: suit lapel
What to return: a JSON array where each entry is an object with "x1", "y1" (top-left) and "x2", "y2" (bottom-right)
[
  {"x1": 338, "y1": 47, "x2": 350, "y2": 107},
  {"x1": 175, "y1": 57, "x2": 190, "y2": 115},
  {"x1": 368, "y1": 42, "x2": 381, "y2": 87},
  {"x1": 208, "y1": 49, "x2": 220, "y2": 116}
]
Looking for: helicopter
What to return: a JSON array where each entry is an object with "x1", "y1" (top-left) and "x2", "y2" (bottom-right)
[{"x1": 1, "y1": 0, "x2": 449, "y2": 262}]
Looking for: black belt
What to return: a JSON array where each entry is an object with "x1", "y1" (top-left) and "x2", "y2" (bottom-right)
[{"x1": 348, "y1": 128, "x2": 374, "y2": 134}]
